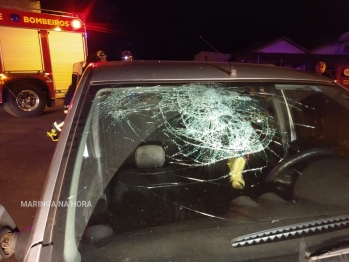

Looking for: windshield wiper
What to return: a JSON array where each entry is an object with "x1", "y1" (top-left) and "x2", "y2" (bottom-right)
[{"x1": 232, "y1": 215, "x2": 349, "y2": 248}]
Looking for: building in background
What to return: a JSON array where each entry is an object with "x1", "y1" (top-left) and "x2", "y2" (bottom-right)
[
  {"x1": 231, "y1": 32, "x2": 349, "y2": 72},
  {"x1": 194, "y1": 32, "x2": 349, "y2": 70},
  {"x1": 194, "y1": 32, "x2": 349, "y2": 87},
  {"x1": 230, "y1": 37, "x2": 309, "y2": 70}
]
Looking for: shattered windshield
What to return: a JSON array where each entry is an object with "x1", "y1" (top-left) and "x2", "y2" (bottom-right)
[{"x1": 54, "y1": 82, "x2": 349, "y2": 261}]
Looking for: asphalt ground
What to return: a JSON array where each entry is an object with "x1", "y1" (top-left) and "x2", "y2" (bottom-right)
[{"x1": 0, "y1": 98, "x2": 64, "y2": 239}]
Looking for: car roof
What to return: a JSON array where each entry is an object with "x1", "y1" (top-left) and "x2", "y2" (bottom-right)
[{"x1": 87, "y1": 60, "x2": 332, "y2": 83}]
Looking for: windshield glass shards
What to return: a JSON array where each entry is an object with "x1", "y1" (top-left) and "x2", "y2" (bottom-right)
[{"x1": 57, "y1": 82, "x2": 349, "y2": 262}]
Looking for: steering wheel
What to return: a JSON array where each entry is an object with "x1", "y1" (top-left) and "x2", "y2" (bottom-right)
[{"x1": 266, "y1": 148, "x2": 337, "y2": 189}]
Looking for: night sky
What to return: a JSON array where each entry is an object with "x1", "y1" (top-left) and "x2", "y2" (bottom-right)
[{"x1": 41, "y1": 0, "x2": 349, "y2": 61}]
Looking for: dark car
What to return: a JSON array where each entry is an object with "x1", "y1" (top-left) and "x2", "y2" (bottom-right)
[{"x1": 2, "y1": 61, "x2": 349, "y2": 261}]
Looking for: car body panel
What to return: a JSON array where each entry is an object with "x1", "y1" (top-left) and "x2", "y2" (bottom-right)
[
  {"x1": 87, "y1": 61, "x2": 331, "y2": 83},
  {"x1": 6, "y1": 61, "x2": 349, "y2": 261}
]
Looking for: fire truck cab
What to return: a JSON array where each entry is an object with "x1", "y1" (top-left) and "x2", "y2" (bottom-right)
[{"x1": 0, "y1": 6, "x2": 87, "y2": 117}]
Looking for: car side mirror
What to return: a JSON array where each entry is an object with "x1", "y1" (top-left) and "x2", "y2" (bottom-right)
[{"x1": 0, "y1": 204, "x2": 30, "y2": 262}]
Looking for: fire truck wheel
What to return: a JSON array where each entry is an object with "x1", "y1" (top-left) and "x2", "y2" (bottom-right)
[{"x1": 4, "y1": 82, "x2": 47, "y2": 118}]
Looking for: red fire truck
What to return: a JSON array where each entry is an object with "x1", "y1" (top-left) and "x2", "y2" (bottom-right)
[{"x1": 0, "y1": 6, "x2": 87, "y2": 117}]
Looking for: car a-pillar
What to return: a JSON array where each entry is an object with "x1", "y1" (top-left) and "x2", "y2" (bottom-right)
[{"x1": 3, "y1": 80, "x2": 47, "y2": 118}]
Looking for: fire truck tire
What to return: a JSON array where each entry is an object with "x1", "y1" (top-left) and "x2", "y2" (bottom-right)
[{"x1": 4, "y1": 82, "x2": 47, "y2": 118}]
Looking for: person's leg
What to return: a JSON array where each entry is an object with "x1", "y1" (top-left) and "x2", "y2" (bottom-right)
[
  {"x1": 63, "y1": 84, "x2": 75, "y2": 114},
  {"x1": 47, "y1": 83, "x2": 74, "y2": 141}
]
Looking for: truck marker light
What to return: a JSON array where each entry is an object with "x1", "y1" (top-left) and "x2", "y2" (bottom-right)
[{"x1": 72, "y1": 19, "x2": 81, "y2": 29}]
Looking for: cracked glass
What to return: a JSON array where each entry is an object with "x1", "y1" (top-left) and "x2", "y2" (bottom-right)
[{"x1": 54, "y1": 81, "x2": 349, "y2": 261}]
